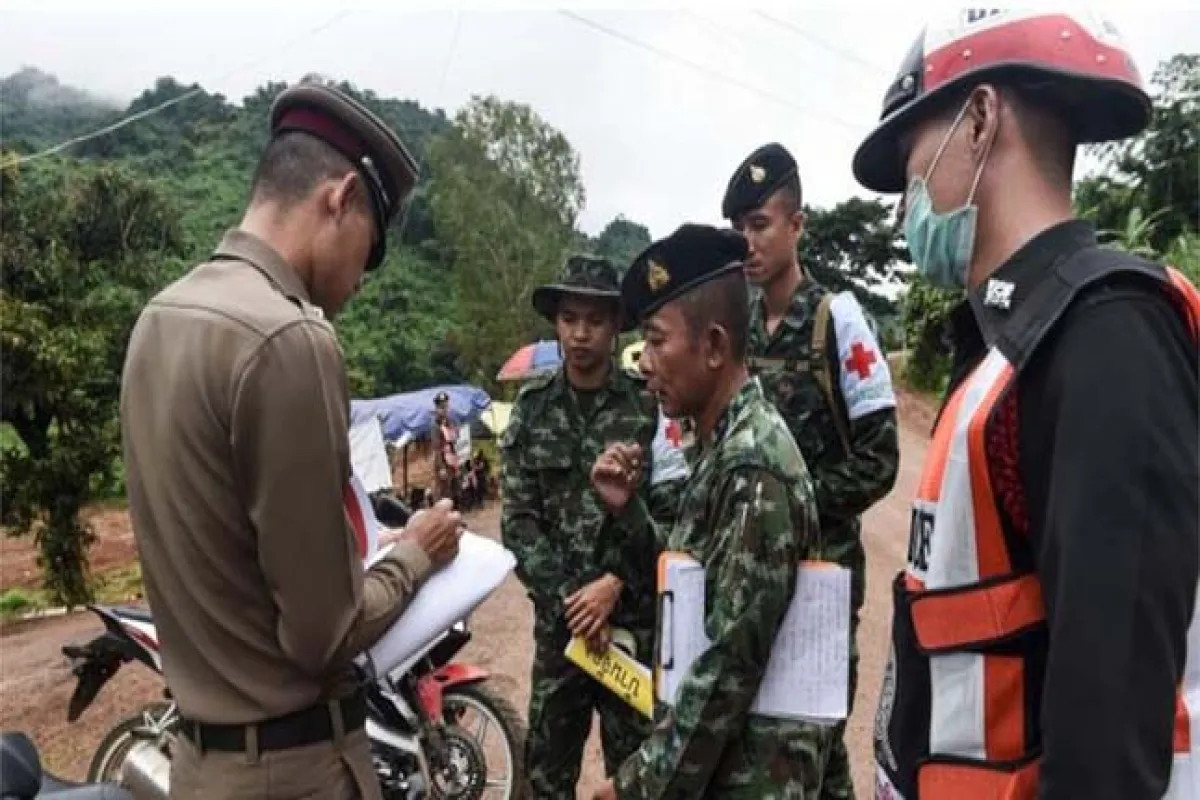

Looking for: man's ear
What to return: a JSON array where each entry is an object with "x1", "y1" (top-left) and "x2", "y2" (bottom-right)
[
  {"x1": 968, "y1": 84, "x2": 1002, "y2": 157},
  {"x1": 705, "y1": 323, "x2": 730, "y2": 370},
  {"x1": 327, "y1": 171, "x2": 360, "y2": 219},
  {"x1": 791, "y1": 208, "x2": 806, "y2": 239}
]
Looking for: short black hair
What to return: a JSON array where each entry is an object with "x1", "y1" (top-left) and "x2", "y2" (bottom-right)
[
  {"x1": 775, "y1": 173, "x2": 803, "y2": 216},
  {"x1": 1003, "y1": 83, "x2": 1076, "y2": 186},
  {"x1": 676, "y1": 271, "x2": 750, "y2": 362},
  {"x1": 927, "y1": 80, "x2": 1075, "y2": 186},
  {"x1": 248, "y1": 131, "x2": 359, "y2": 208}
]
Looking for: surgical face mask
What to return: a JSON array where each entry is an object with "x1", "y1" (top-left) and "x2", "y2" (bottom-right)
[{"x1": 903, "y1": 98, "x2": 996, "y2": 290}]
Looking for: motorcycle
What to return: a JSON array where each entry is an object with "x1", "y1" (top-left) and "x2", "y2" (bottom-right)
[
  {"x1": 0, "y1": 730, "x2": 133, "y2": 799},
  {"x1": 65, "y1": 484, "x2": 525, "y2": 800},
  {"x1": 63, "y1": 603, "x2": 527, "y2": 799}
]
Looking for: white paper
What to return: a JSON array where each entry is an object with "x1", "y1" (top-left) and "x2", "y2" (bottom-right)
[
  {"x1": 658, "y1": 556, "x2": 850, "y2": 724},
  {"x1": 357, "y1": 532, "x2": 516, "y2": 679},
  {"x1": 657, "y1": 559, "x2": 709, "y2": 704},
  {"x1": 751, "y1": 563, "x2": 850, "y2": 722}
]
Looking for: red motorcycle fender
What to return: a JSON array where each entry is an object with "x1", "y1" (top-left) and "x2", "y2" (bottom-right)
[{"x1": 415, "y1": 664, "x2": 490, "y2": 723}]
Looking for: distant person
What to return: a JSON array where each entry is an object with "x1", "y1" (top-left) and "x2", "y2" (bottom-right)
[
  {"x1": 591, "y1": 224, "x2": 829, "y2": 799},
  {"x1": 723, "y1": 141, "x2": 900, "y2": 800},
  {"x1": 852, "y1": 10, "x2": 1200, "y2": 799},
  {"x1": 120, "y1": 81, "x2": 463, "y2": 800},
  {"x1": 431, "y1": 391, "x2": 460, "y2": 504},
  {"x1": 501, "y1": 255, "x2": 686, "y2": 799}
]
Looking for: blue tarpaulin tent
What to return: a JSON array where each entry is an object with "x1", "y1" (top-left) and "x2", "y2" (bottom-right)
[{"x1": 350, "y1": 384, "x2": 492, "y2": 445}]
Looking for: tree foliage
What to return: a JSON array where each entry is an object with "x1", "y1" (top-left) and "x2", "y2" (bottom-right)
[
  {"x1": 900, "y1": 279, "x2": 961, "y2": 393},
  {"x1": 592, "y1": 215, "x2": 652, "y2": 267},
  {"x1": 1076, "y1": 54, "x2": 1198, "y2": 255},
  {"x1": 428, "y1": 95, "x2": 585, "y2": 383},
  {"x1": 803, "y1": 196, "x2": 907, "y2": 320},
  {"x1": 1, "y1": 159, "x2": 186, "y2": 604},
  {"x1": 0, "y1": 68, "x2": 121, "y2": 154}
]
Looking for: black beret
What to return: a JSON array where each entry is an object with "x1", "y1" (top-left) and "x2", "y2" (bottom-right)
[
  {"x1": 269, "y1": 82, "x2": 420, "y2": 271},
  {"x1": 721, "y1": 142, "x2": 799, "y2": 220},
  {"x1": 622, "y1": 224, "x2": 749, "y2": 326}
]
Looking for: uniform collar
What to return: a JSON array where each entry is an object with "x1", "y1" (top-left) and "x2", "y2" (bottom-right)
[
  {"x1": 953, "y1": 219, "x2": 1098, "y2": 347},
  {"x1": 708, "y1": 376, "x2": 762, "y2": 445},
  {"x1": 213, "y1": 228, "x2": 312, "y2": 306},
  {"x1": 547, "y1": 358, "x2": 630, "y2": 406},
  {"x1": 751, "y1": 271, "x2": 821, "y2": 335}
]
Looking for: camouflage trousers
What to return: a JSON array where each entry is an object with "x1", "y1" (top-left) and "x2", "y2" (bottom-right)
[
  {"x1": 818, "y1": 547, "x2": 865, "y2": 800},
  {"x1": 526, "y1": 630, "x2": 654, "y2": 799}
]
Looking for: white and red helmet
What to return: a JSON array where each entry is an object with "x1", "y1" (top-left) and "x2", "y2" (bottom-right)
[{"x1": 852, "y1": 9, "x2": 1152, "y2": 194}]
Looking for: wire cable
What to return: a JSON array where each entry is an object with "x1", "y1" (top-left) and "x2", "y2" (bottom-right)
[
  {"x1": 7, "y1": 10, "x2": 355, "y2": 166},
  {"x1": 754, "y1": 11, "x2": 891, "y2": 78},
  {"x1": 558, "y1": 10, "x2": 867, "y2": 133}
]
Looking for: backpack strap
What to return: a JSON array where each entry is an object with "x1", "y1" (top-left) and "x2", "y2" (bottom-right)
[{"x1": 812, "y1": 293, "x2": 852, "y2": 456}]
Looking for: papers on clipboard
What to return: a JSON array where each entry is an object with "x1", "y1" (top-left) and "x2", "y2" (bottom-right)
[
  {"x1": 356, "y1": 532, "x2": 516, "y2": 680},
  {"x1": 656, "y1": 551, "x2": 850, "y2": 724}
]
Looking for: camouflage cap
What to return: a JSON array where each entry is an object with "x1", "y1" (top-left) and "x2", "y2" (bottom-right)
[{"x1": 532, "y1": 255, "x2": 632, "y2": 331}]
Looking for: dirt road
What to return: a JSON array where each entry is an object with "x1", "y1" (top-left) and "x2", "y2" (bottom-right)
[{"x1": 0, "y1": 397, "x2": 930, "y2": 797}]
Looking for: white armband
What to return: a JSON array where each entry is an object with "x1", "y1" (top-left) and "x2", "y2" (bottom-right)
[{"x1": 830, "y1": 292, "x2": 896, "y2": 421}]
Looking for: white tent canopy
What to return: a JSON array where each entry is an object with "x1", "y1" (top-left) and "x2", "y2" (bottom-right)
[{"x1": 349, "y1": 414, "x2": 392, "y2": 494}]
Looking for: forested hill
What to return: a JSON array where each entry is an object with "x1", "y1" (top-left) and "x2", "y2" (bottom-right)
[
  {"x1": 3, "y1": 68, "x2": 453, "y2": 260},
  {"x1": 0, "y1": 68, "x2": 651, "y2": 397}
]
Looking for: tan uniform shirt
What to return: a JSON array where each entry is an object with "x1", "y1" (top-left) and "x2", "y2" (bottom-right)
[{"x1": 120, "y1": 229, "x2": 431, "y2": 725}]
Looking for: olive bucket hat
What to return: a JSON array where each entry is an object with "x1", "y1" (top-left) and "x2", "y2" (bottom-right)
[{"x1": 531, "y1": 255, "x2": 632, "y2": 332}]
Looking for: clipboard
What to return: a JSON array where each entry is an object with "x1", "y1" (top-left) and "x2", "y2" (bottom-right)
[{"x1": 654, "y1": 550, "x2": 851, "y2": 723}]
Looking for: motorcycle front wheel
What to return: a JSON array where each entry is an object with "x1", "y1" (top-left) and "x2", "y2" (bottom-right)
[
  {"x1": 430, "y1": 683, "x2": 529, "y2": 800},
  {"x1": 86, "y1": 701, "x2": 178, "y2": 783}
]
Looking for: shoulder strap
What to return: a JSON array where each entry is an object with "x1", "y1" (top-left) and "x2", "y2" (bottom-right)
[
  {"x1": 996, "y1": 246, "x2": 1169, "y2": 371},
  {"x1": 811, "y1": 292, "x2": 852, "y2": 456}
]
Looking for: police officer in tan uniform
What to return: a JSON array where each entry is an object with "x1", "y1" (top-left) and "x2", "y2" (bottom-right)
[{"x1": 120, "y1": 81, "x2": 463, "y2": 799}]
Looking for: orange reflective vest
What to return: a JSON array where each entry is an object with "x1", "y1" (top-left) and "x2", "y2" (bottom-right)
[{"x1": 875, "y1": 256, "x2": 1200, "y2": 800}]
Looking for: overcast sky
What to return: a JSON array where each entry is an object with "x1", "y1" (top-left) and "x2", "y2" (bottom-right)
[{"x1": 2, "y1": 2, "x2": 1197, "y2": 239}]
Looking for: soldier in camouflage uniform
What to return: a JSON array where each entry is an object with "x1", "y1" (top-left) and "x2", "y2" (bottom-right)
[
  {"x1": 723, "y1": 144, "x2": 901, "y2": 799},
  {"x1": 591, "y1": 224, "x2": 834, "y2": 799},
  {"x1": 500, "y1": 255, "x2": 685, "y2": 799}
]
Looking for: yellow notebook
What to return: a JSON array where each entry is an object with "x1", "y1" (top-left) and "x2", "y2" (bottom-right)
[{"x1": 564, "y1": 633, "x2": 655, "y2": 719}]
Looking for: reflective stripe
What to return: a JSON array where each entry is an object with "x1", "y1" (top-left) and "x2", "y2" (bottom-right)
[
  {"x1": 911, "y1": 575, "x2": 1045, "y2": 653},
  {"x1": 930, "y1": 652, "x2": 986, "y2": 759},
  {"x1": 927, "y1": 349, "x2": 1010, "y2": 590},
  {"x1": 902, "y1": 269, "x2": 1200, "y2": 797}
]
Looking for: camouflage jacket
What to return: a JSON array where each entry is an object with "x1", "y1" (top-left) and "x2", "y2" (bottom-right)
[
  {"x1": 747, "y1": 278, "x2": 899, "y2": 608},
  {"x1": 500, "y1": 364, "x2": 683, "y2": 646},
  {"x1": 612, "y1": 378, "x2": 832, "y2": 798}
]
